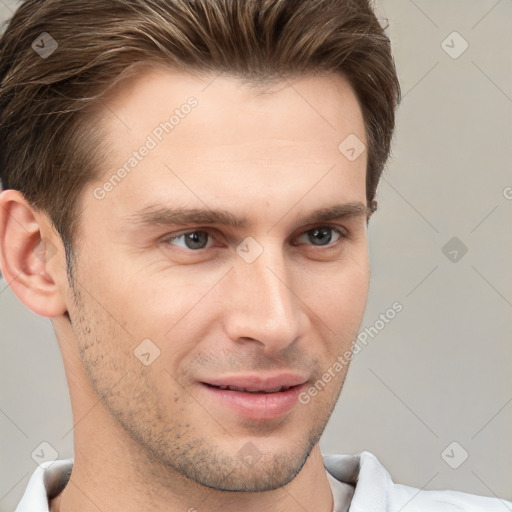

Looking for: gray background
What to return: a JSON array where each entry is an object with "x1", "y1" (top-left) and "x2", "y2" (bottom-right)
[{"x1": 1, "y1": 0, "x2": 511, "y2": 510}]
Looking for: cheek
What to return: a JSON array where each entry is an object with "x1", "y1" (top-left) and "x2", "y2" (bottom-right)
[
  {"x1": 304, "y1": 257, "x2": 370, "y2": 347},
  {"x1": 303, "y1": 253, "x2": 369, "y2": 310},
  {"x1": 77, "y1": 248, "x2": 193, "y2": 336}
]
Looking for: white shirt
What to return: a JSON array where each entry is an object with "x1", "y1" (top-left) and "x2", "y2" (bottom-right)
[{"x1": 15, "y1": 451, "x2": 511, "y2": 512}]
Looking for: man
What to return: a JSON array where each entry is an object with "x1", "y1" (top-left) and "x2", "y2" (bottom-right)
[{"x1": 0, "y1": 0, "x2": 509, "y2": 511}]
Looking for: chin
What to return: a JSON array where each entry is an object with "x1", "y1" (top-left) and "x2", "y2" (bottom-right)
[
  {"x1": 169, "y1": 433, "x2": 319, "y2": 493},
  {"x1": 196, "y1": 454, "x2": 309, "y2": 492}
]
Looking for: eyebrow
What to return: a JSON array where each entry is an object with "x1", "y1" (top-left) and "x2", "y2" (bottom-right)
[{"x1": 125, "y1": 201, "x2": 369, "y2": 230}]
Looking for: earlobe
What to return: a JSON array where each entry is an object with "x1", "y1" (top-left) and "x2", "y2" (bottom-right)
[{"x1": 0, "y1": 189, "x2": 68, "y2": 318}]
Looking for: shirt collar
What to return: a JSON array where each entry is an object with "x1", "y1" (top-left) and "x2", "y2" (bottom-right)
[
  {"x1": 16, "y1": 451, "x2": 390, "y2": 512},
  {"x1": 323, "y1": 451, "x2": 394, "y2": 511},
  {"x1": 15, "y1": 459, "x2": 73, "y2": 512}
]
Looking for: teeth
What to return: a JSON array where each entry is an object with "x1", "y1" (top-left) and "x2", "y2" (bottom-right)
[{"x1": 263, "y1": 386, "x2": 286, "y2": 393}]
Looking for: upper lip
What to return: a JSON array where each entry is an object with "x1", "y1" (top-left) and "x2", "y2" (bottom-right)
[{"x1": 201, "y1": 373, "x2": 308, "y2": 392}]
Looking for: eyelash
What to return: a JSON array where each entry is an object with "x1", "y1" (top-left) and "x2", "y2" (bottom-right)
[{"x1": 161, "y1": 224, "x2": 347, "y2": 252}]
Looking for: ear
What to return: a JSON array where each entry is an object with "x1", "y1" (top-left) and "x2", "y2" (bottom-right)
[{"x1": 0, "y1": 189, "x2": 68, "y2": 318}]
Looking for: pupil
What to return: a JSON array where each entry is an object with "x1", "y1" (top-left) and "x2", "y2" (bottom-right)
[
  {"x1": 311, "y1": 228, "x2": 331, "y2": 246},
  {"x1": 186, "y1": 231, "x2": 208, "y2": 249}
]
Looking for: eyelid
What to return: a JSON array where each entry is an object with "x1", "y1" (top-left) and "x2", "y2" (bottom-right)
[
  {"x1": 291, "y1": 224, "x2": 347, "y2": 248},
  {"x1": 297, "y1": 223, "x2": 348, "y2": 238},
  {"x1": 161, "y1": 228, "x2": 218, "y2": 249},
  {"x1": 161, "y1": 223, "x2": 348, "y2": 251}
]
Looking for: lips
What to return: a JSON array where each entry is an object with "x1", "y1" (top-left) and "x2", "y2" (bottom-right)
[
  {"x1": 200, "y1": 373, "x2": 307, "y2": 392},
  {"x1": 205, "y1": 383, "x2": 293, "y2": 393},
  {"x1": 198, "y1": 373, "x2": 308, "y2": 420}
]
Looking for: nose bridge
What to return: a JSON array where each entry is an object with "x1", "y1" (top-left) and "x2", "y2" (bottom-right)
[{"x1": 223, "y1": 239, "x2": 303, "y2": 350}]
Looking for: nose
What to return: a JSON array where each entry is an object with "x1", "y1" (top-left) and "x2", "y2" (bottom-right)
[{"x1": 221, "y1": 241, "x2": 307, "y2": 353}]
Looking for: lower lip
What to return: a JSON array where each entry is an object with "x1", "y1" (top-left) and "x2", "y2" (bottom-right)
[{"x1": 199, "y1": 383, "x2": 306, "y2": 420}]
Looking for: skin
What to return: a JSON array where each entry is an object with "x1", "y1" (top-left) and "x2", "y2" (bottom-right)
[{"x1": 0, "y1": 67, "x2": 371, "y2": 512}]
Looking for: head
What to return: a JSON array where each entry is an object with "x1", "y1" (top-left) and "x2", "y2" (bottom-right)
[{"x1": 0, "y1": 0, "x2": 400, "y2": 493}]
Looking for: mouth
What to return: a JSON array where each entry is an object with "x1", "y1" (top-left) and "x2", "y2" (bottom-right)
[
  {"x1": 203, "y1": 383, "x2": 295, "y2": 394},
  {"x1": 198, "y1": 374, "x2": 308, "y2": 420}
]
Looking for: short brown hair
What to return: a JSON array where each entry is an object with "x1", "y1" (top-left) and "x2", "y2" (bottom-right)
[{"x1": 0, "y1": 0, "x2": 401, "y2": 276}]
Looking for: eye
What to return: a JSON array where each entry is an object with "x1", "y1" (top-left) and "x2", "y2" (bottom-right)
[
  {"x1": 162, "y1": 225, "x2": 346, "y2": 252},
  {"x1": 163, "y1": 230, "x2": 215, "y2": 250},
  {"x1": 293, "y1": 225, "x2": 345, "y2": 247}
]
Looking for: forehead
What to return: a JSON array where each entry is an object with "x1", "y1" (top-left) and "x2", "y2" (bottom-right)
[
  {"x1": 86, "y1": 67, "x2": 368, "y2": 228},
  {"x1": 103, "y1": 66, "x2": 364, "y2": 138},
  {"x1": 98, "y1": 65, "x2": 366, "y2": 154}
]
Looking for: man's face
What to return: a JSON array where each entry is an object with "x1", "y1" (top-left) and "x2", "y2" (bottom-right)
[{"x1": 64, "y1": 68, "x2": 370, "y2": 491}]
